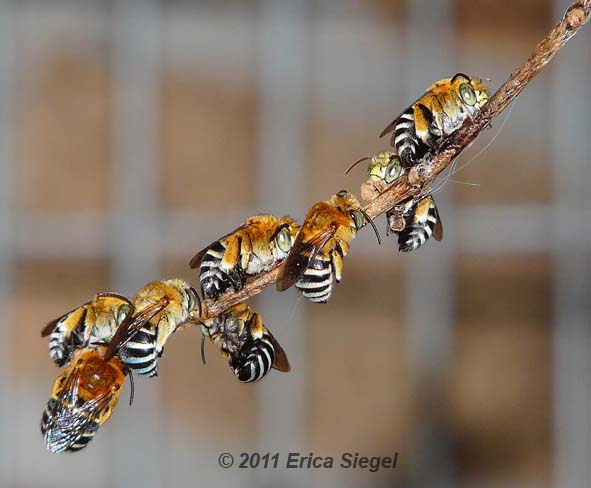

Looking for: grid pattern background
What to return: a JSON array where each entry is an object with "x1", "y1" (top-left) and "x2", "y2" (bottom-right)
[{"x1": 1, "y1": 1, "x2": 589, "y2": 487}]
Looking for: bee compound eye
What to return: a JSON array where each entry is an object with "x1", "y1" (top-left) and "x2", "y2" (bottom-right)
[
  {"x1": 276, "y1": 228, "x2": 292, "y2": 253},
  {"x1": 117, "y1": 304, "x2": 131, "y2": 323},
  {"x1": 186, "y1": 286, "x2": 202, "y2": 314},
  {"x1": 350, "y1": 210, "x2": 365, "y2": 230},
  {"x1": 385, "y1": 162, "x2": 400, "y2": 184},
  {"x1": 460, "y1": 83, "x2": 476, "y2": 105}
]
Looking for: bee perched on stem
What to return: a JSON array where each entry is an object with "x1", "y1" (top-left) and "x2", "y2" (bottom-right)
[
  {"x1": 277, "y1": 190, "x2": 381, "y2": 303},
  {"x1": 347, "y1": 151, "x2": 443, "y2": 252},
  {"x1": 41, "y1": 347, "x2": 128, "y2": 453},
  {"x1": 105, "y1": 279, "x2": 201, "y2": 377},
  {"x1": 200, "y1": 303, "x2": 290, "y2": 383},
  {"x1": 189, "y1": 215, "x2": 300, "y2": 300},
  {"x1": 41, "y1": 293, "x2": 133, "y2": 367},
  {"x1": 380, "y1": 73, "x2": 489, "y2": 167}
]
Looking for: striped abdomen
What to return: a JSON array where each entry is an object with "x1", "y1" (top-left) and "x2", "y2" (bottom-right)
[
  {"x1": 391, "y1": 108, "x2": 422, "y2": 167},
  {"x1": 199, "y1": 241, "x2": 243, "y2": 300},
  {"x1": 48, "y1": 323, "x2": 73, "y2": 367},
  {"x1": 233, "y1": 337, "x2": 275, "y2": 383},
  {"x1": 397, "y1": 199, "x2": 440, "y2": 252},
  {"x1": 48, "y1": 314, "x2": 86, "y2": 367},
  {"x1": 119, "y1": 328, "x2": 159, "y2": 377},
  {"x1": 295, "y1": 256, "x2": 334, "y2": 304},
  {"x1": 41, "y1": 398, "x2": 99, "y2": 453}
]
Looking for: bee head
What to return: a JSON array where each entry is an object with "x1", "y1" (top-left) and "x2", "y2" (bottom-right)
[
  {"x1": 350, "y1": 210, "x2": 382, "y2": 246},
  {"x1": 186, "y1": 286, "x2": 202, "y2": 317},
  {"x1": 332, "y1": 190, "x2": 360, "y2": 212},
  {"x1": 469, "y1": 77, "x2": 489, "y2": 108},
  {"x1": 363, "y1": 151, "x2": 403, "y2": 185},
  {"x1": 451, "y1": 73, "x2": 489, "y2": 109}
]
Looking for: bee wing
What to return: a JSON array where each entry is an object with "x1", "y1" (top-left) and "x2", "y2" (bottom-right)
[
  {"x1": 379, "y1": 117, "x2": 399, "y2": 138},
  {"x1": 104, "y1": 299, "x2": 168, "y2": 360},
  {"x1": 188, "y1": 223, "x2": 249, "y2": 269},
  {"x1": 46, "y1": 371, "x2": 115, "y2": 452},
  {"x1": 431, "y1": 199, "x2": 443, "y2": 241},
  {"x1": 41, "y1": 317, "x2": 66, "y2": 337},
  {"x1": 266, "y1": 329, "x2": 291, "y2": 373},
  {"x1": 379, "y1": 90, "x2": 428, "y2": 139},
  {"x1": 276, "y1": 226, "x2": 336, "y2": 292},
  {"x1": 41, "y1": 299, "x2": 94, "y2": 337},
  {"x1": 434, "y1": 218, "x2": 443, "y2": 241}
]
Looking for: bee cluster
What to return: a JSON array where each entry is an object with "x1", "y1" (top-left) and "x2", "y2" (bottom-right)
[{"x1": 40, "y1": 73, "x2": 488, "y2": 453}]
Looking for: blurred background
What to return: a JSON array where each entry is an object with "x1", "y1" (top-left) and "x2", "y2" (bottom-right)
[{"x1": 1, "y1": 0, "x2": 589, "y2": 487}]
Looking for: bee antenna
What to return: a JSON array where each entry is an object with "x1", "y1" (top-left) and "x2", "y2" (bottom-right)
[
  {"x1": 200, "y1": 334, "x2": 207, "y2": 365},
  {"x1": 360, "y1": 208, "x2": 382, "y2": 245},
  {"x1": 345, "y1": 157, "x2": 369, "y2": 175},
  {"x1": 451, "y1": 72, "x2": 471, "y2": 83},
  {"x1": 128, "y1": 371, "x2": 135, "y2": 406},
  {"x1": 196, "y1": 292, "x2": 203, "y2": 318}
]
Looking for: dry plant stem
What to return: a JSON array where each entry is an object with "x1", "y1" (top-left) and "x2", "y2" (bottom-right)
[
  {"x1": 364, "y1": 0, "x2": 591, "y2": 219},
  {"x1": 199, "y1": 0, "x2": 590, "y2": 321}
]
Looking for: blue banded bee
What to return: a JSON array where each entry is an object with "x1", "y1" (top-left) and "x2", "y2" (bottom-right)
[
  {"x1": 189, "y1": 215, "x2": 300, "y2": 301},
  {"x1": 277, "y1": 190, "x2": 381, "y2": 303},
  {"x1": 41, "y1": 347, "x2": 126, "y2": 453},
  {"x1": 200, "y1": 303, "x2": 290, "y2": 382},
  {"x1": 396, "y1": 195, "x2": 442, "y2": 252},
  {"x1": 104, "y1": 279, "x2": 201, "y2": 377},
  {"x1": 350, "y1": 151, "x2": 443, "y2": 252},
  {"x1": 380, "y1": 73, "x2": 489, "y2": 166},
  {"x1": 41, "y1": 293, "x2": 133, "y2": 367}
]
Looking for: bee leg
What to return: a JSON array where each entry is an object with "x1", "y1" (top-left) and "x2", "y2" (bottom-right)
[
  {"x1": 331, "y1": 247, "x2": 344, "y2": 283},
  {"x1": 227, "y1": 266, "x2": 246, "y2": 293},
  {"x1": 386, "y1": 206, "x2": 406, "y2": 235},
  {"x1": 218, "y1": 235, "x2": 247, "y2": 294}
]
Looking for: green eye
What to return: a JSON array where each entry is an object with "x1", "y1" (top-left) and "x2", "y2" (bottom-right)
[
  {"x1": 187, "y1": 287, "x2": 199, "y2": 312},
  {"x1": 351, "y1": 210, "x2": 365, "y2": 230},
  {"x1": 385, "y1": 160, "x2": 402, "y2": 184},
  {"x1": 459, "y1": 83, "x2": 476, "y2": 105},
  {"x1": 117, "y1": 304, "x2": 131, "y2": 323},
  {"x1": 275, "y1": 227, "x2": 292, "y2": 253}
]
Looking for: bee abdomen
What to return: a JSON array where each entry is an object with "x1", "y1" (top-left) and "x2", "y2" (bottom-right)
[
  {"x1": 233, "y1": 338, "x2": 275, "y2": 383},
  {"x1": 65, "y1": 429, "x2": 98, "y2": 452},
  {"x1": 392, "y1": 109, "x2": 419, "y2": 166},
  {"x1": 200, "y1": 241, "x2": 244, "y2": 300},
  {"x1": 48, "y1": 325, "x2": 70, "y2": 367},
  {"x1": 41, "y1": 399, "x2": 99, "y2": 453},
  {"x1": 295, "y1": 257, "x2": 334, "y2": 304},
  {"x1": 48, "y1": 320, "x2": 84, "y2": 367},
  {"x1": 119, "y1": 329, "x2": 159, "y2": 377},
  {"x1": 397, "y1": 204, "x2": 439, "y2": 253}
]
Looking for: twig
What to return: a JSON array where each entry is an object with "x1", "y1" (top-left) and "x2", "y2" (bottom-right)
[{"x1": 198, "y1": 0, "x2": 590, "y2": 321}]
